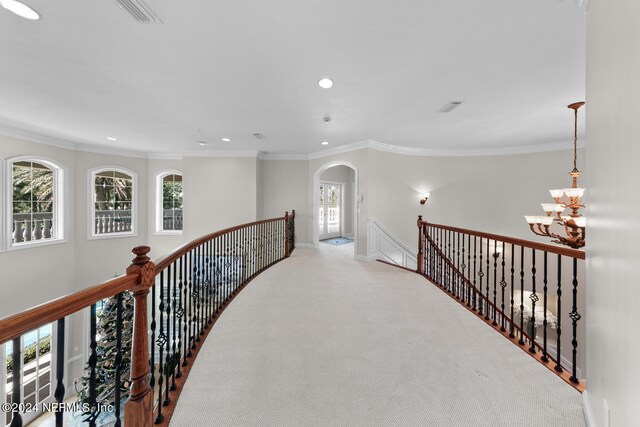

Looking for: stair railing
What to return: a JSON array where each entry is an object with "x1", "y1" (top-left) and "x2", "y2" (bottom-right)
[
  {"x1": 416, "y1": 216, "x2": 585, "y2": 391},
  {"x1": 0, "y1": 211, "x2": 295, "y2": 426}
]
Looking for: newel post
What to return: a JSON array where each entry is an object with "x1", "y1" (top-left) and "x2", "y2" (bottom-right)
[
  {"x1": 417, "y1": 215, "x2": 424, "y2": 274},
  {"x1": 284, "y1": 212, "x2": 290, "y2": 257},
  {"x1": 124, "y1": 246, "x2": 155, "y2": 426}
]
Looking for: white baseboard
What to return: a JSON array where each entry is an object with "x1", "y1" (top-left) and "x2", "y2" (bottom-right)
[
  {"x1": 582, "y1": 389, "x2": 596, "y2": 427},
  {"x1": 293, "y1": 243, "x2": 314, "y2": 248},
  {"x1": 356, "y1": 254, "x2": 377, "y2": 262}
]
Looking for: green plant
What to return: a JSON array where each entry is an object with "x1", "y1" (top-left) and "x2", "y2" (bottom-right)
[{"x1": 6, "y1": 335, "x2": 51, "y2": 374}]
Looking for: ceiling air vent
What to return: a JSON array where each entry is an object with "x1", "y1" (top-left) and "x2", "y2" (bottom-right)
[
  {"x1": 114, "y1": 0, "x2": 162, "y2": 23},
  {"x1": 253, "y1": 133, "x2": 266, "y2": 140},
  {"x1": 438, "y1": 101, "x2": 463, "y2": 113}
]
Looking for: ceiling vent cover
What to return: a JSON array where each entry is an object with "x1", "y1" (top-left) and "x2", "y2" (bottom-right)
[
  {"x1": 114, "y1": 0, "x2": 162, "y2": 23},
  {"x1": 438, "y1": 101, "x2": 463, "y2": 113}
]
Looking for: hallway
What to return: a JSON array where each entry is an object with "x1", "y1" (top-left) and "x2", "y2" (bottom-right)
[{"x1": 170, "y1": 244, "x2": 585, "y2": 426}]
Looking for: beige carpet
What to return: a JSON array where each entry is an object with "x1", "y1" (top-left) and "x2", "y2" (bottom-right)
[{"x1": 170, "y1": 244, "x2": 585, "y2": 427}]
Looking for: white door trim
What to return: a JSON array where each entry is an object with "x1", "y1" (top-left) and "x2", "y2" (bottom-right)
[{"x1": 312, "y1": 162, "x2": 359, "y2": 258}]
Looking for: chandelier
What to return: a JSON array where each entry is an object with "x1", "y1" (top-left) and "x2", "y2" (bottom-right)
[{"x1": 525, "y1": 102, "x2": 586, "y2": 249}]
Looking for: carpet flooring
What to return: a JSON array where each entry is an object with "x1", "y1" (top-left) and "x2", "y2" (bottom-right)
[{"x1": 170, "y1": 244, "x2": 585, "y2": 427}]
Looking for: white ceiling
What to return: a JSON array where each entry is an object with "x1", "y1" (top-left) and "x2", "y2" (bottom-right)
[{"x1": 0, "y1": 0, "x2": 586, "y2": 156}]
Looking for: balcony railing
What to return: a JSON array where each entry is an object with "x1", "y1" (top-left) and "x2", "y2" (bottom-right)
[
  {"x1": 0, "y1": 210, "x2": 295, "y2": 426},
  {"x1": 12, "y1": 213, "x2": 55, "y2": 244},
  {"x1": 416, "y1": 216, "x2": 585, "y2": 391}
]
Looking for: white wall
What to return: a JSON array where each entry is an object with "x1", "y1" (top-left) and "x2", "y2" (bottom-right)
[
  {"x1": 258, "y1": 159, "x2": 308, "y2": 242},
  {"x1": 0, "y1": 137, "x2": 152, "y2": 388},
  {"x1": 73, "y1": 151, "x2": 149, "y2": 287},
  {"x1": 0, "y1": 136, "x2": 77, "y2": 317},
  {"x1": 367, "y1": 148, "x2": 583, "y2": 252},
  {"x1": 585, "y1": 1, "x2": 640, "y2": 425},
  {"x1": 182, "y1": 156, "x2": 258, "y2": 242}
]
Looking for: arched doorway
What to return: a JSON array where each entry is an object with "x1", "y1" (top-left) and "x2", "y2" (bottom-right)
[{"x1": 312, "y1": 161, "x2": 358, "y2": 258}]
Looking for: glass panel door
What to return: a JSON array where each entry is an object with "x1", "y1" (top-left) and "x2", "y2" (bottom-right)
[{"x1": 319, "y1": 182, "x2": 342, "y2": 240}]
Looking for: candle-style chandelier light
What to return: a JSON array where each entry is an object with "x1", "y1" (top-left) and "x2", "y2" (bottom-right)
[{"x1": 525, "y1": 102, "x2": 585, "y2": 249}]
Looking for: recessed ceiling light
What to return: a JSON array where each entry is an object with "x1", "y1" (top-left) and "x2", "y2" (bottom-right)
[
  {"x1": 198, "y1": 141, "x2": 207, "y2": 146},
  {"x1": 321, "y1": 141, "x2": 329, "y2": 146},
  {"x1": 106, "y1": 137, "x2": 118, "y2": 141},
  {"x1": 221, "y1": 137, "x2": 231, "y2": 142},
  {"x1": 318, "y1": 78, "x2": 333, "y2": 89},
  {"x1": 0, "y1": 0, "x2": 40, "y2": 20}
]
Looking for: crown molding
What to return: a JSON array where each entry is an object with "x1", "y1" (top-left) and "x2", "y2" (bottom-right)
[
  {"x1": 0, "y1": 123, "x2": 78, "y2": 151},
  {"x1": 180, "y1": 149, "x2": 260, "y2": 158},
  {"x1": 147, "y1": 153, "x2": 184, "y2": 160},
  {"x1": 307, "y1": 140, "x2": 371, "y2": 160},
  {"x1": 257, "y1": 152, "x2": 308, "y2": 160},
  {"x1": 0, "y1": 124, "x2": 582, "y2": 161},
  {"x1": 73, "y1": 142, "x2": 148, "y2": 159},
  {"x1": 365, "y1": 139, "x2": 584, "y2": 157}
]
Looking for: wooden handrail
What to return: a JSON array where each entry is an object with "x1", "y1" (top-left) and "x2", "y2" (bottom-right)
[
  {"x1": 154, "y1": 215, "x2": 287, "y2": 273},
  {"x1": 0, "y1": 273, "x2": 138, "y2": 345},
  {"x1": 417, "y1": 220, "x2": 586, "y2": 391},
  {"x1": 421, "y1": 220, "x2": 585, "y2": 260},
  {"x1": 1, "y1": 213, "x2": 295, "y2": 427}
]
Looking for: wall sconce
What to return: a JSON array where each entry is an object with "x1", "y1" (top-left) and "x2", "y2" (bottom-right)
[{"x1": 419, "y1": 193, "x2": 430, "y2": 205}]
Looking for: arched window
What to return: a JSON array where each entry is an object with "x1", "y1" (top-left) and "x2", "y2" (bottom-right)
[
  {"x1": 156, "y1": 171, "x2": 183, "y2": 233},
  {"x1": 90, "y1": 167, "x2": 136, "y2": 238},
  {"x1": 7, "y1": 158, "x2": 65, "y2": 248}
]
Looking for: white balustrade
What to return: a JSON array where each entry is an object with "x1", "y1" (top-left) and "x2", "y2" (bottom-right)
[{"x1": 11, "y1": 214, "x2": 55, "y2": 244}]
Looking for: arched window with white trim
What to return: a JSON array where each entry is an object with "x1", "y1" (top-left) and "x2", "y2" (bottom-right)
[
  {"x1": 156, "y1": 171, "x2": 183, "y2": 233},
  {"x1": 90, "y1": 167, "x2": 137, "y2": 238},
  {"x1": 7, "y1": 157, "x2": 65, "y2": 248}
]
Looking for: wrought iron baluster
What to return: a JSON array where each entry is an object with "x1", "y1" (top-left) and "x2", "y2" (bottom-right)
[
  {"x1": 485, "y1": 238, "x2": 490, "y2": 321},
  {"x1": 440, "y1": 228, "x2": 444, "y2": 286},
  {"x1": 88, "y1": 303, "x2": 98, "y2": 427},
  {"x1": 194, "y1": 245, "x2": 202, "y2": 342},
  {"x1": 542, "y1": 252, "x2": 549, "y2": 363},
  {"x1": 435, "y1": 228, "x2": 439, "y2": 284},
  {"x1": 570, "y1": 258, "x2": 581, "y2": 384},
  {"x1": 114, "y1": 293, "x2": 123, "y2": 427},
  {"x1": 55, "y1": 318, "x2": 65, "y2": 427},
  {"x1": 164, "y1": 264, "x2": 172, "y2": 406},
  {"x1": 187, "y1": 249, "x2": 193, "y2": 357},
  {"x1": 472, "y1": 236, "x2": 477, "y2": 311},
  {"x1": 207, "y1": 240, "x2": 213, "y2": 324},
  {"x1": 555, "y1": 254, "x2": 563, "y2": 373},
  {"x1": 492, "y1": 239, "x2": 498, "y2": 325},
  {"x1": 447, "y1": 230, "x2": 452, "y2": 292},
  {"x1": 175, "y1": 258, "x2": 183, "y2": 380},
  {"x1": 519, "y1": 246, "x2": 525, "y2": 345},
  {"x1": 478, "y1": 237, "x2": 484, "y2": 315},
  {"x1": 215, "y1": 236, "x2": 221, "y2": 314},
  {"x1": 156, "y1": 271, "x2": 165, "y2": 423},
  {"x1": 499, "y1": 243, "x2": 507, "y2": 331},
  {"x1": 10, "y1": 337, "x2": 22, "y2": 427},
  {"x1": 460, "y1": 232, "x2": 466, "y2": 304},
  {"x1": 467, "y1": 234, "x2": 472, "y2": 306},
  {"x1": 529, "y1": 249, "x2": 538, "y2": 353},
  {"x1": 455, "y1": 231, "x2": 459, "y2": 296},
  {"x1": 226, "y1": 232, "x2": 231, "y2": 302},
  {"x1": 509, "y1": 244, "x2": 515, "y2": 338}
]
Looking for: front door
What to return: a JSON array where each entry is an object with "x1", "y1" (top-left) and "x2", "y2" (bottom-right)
[{"x1": 319, "y1": 182, "x2": 342, "y2": 240}]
